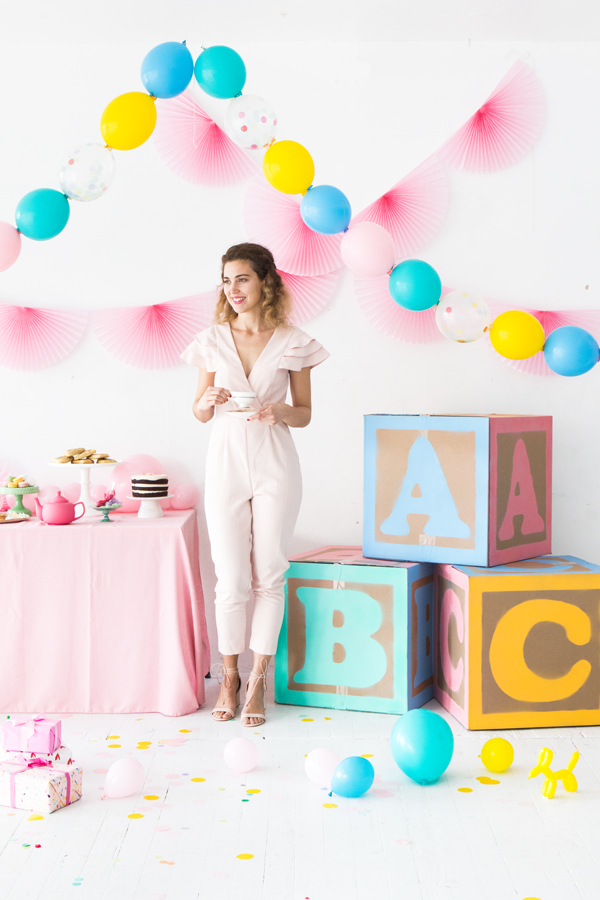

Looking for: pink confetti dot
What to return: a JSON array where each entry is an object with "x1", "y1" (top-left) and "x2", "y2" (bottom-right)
[
  {"x1": 251, "y1": 144, "x2": 258, "y2": 149},
  {"x1": 154, "y1": 825, "x2": 171, "y2": 832},
  {"x1": 68, "y1": 159, "x2": 75, "y2": 165},
  {"x1": 446, "y1": 307, "x2": 452, "y2": 314},
  {"x1": 93, "y1": 768, "x2": 108, "y2": 774},
  {"x1": 241, "y1": 126, "x2": 247, "y2": 132},
  {"x1": 238, "y1": 112, "x2": 245, "y2": 118},
  {"x1": 273, "y1": 118, "x2": 278, "y2": 126},
  {"x1": 261, "y1": 116, "x2": 267, "y2": 123},
  {"x1": 165, "y1": 774, "x2": 180, "y2": 779}
]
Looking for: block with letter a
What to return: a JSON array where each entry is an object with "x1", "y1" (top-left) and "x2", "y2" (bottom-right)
[{"x1": 274, "y1": 547, "x2": 434, "y2": 715}]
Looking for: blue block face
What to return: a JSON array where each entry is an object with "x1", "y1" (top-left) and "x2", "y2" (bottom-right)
[
  {"x1": 275, "y1": 557, "x2": 434, "y2": 714},
  {"x1": 363, "y1": 415, "x2": 490, "y2": 565}
]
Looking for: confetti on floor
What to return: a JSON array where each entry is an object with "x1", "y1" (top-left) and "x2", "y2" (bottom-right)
[
  {"x1": 191, "y1": 777, "x2": 205, "y2": 783},
  {"x1": 476, "y1": 776, "x2": 500, "y2": 785},
  {"x1": 27, "y1": 815, "x2": 43, "y2": 821},
  {"x1": 236, "y1": 854, "x2": 254, "y2": 860},
  {"x1": 159, "y1": 860, "x2": 175, "y2": 865},
  {"x1": 246, "y1": 789, "x2": 260, "y2": 794},
  {"x1": 361, "y1": 754, "x2": 374, "y2": 758},
  {"x1": 457, "y1": 788, "x2": 473, "y2": 793},
  {"x1": 127, "y1": 814, "x2": 144, "y2": 819},
  {"x1": 323, "y1": 803, "x2": 337, "y2": 809},
  {"x1": 108, "y1": 744, "x2": 122, "y2": 748},
  {"x1": 144, "y1": 795, "x2": 160, "y2": 800},
  {"x1": 107, "y1": 735, "x2": 120, "y2": 739},
  {"x1": 302, "y1": 718, "x2": 314, "y2": 722},
  {"x1": 179, "y1": 729, "x2": 191, "y2": 733}
]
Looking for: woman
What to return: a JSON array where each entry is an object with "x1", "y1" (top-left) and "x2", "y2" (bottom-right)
[{"x1": 182, "y1": 243, "x2": 329, "y2": 726}]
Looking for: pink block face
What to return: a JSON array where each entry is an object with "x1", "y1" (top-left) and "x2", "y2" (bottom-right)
[
  {"x1": 489, "y1": 416, "x2": 552, "y2": 566},
  {"x1": 290, "y1": 545, "x2": 417, "y2": 569},
  {"x1": 434, "y1": 565, "x2": 469, "y2": 727}
]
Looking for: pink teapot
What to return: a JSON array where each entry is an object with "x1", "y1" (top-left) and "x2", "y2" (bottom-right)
[{"x1": 34, "y1": 491, "x2": 85, "y2": 525}]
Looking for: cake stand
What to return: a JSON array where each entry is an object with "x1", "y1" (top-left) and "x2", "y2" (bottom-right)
[
  {"x1": 127, "y1": 495, "x2": 173, "y2": 519},
  {"x1": 0, "y1": 485, "x2": 40, "y2": 517},
  {"x1": 49, "y1": 460, "x2": 122, "y2": 519}
]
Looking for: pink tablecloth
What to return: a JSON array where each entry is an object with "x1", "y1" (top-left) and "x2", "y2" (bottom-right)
[{"x1": 0, "y1": 510, "x2": 210, "y2": 716}]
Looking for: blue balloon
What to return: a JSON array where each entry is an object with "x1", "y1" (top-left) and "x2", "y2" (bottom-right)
[
  {"x1": 388, "y1": 259, "x2": 441, "y2": 310},
  {"x1": 141, "y1": 41, "x2": 194, "y2": 99},
  {"x1": 390, "y1": 709, "x2": 454, "y2": 785},
  {"x1": 543, "y1": 325, "x2": 599, "y2": 377},
  {"x1": 15, "y1": 189, "x2": 70, "y2": 241},
  {"x1": 330, "y1": 756, "x2": 374, "y2": 798},
  {"x1": 194, "y1": 45, "x2": 246, "y2": 99},
  {"x1": 300, "y1": 185, "x2": 352, "y2": 235}
]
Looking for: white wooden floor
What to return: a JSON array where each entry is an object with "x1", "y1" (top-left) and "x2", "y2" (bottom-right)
[{"x1": 0, "y1": 677, "x2": 597, "y2": 900}]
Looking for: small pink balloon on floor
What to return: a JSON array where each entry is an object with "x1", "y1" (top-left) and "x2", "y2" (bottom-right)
[
  {"x1": 111, "y1": 454, "x2": 165, "y2": 513},
  {"x1": 0, "y1": 221, "x2": 21, "y2": 272},
  {"x1": 171, "y1": 483, "x2": 199, "y2": 510},
  {"x1": 223, "y1": 738, "x2": 258, "y2": 773},
  {"x1": 105, "y1": 758, "x2": 145, "y2": 798},
  {"x1": 305, "y1": 748, "x2": 341, "y2": 790}
]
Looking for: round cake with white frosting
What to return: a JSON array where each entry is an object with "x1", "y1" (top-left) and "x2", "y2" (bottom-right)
[{"x1": 131, "y1": 473, "x2": 169, "y2": 498}]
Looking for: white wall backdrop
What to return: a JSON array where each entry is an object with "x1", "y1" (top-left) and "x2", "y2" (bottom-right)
[{"x1": 1, "y1": 36, "x2": 599, "y2": 668}]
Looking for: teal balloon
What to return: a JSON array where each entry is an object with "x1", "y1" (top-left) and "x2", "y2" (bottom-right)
[
  {"x1": 194, "y1": 45, "x2": 246, "y2": 99},
  {"x1": 300, "y1": 185, "x2": 352, "y2": 235},
  {"x1": 390, "y1": 709, "x2": 454, "y2": 785},
  {"x1": 388, "y1": 259, "x2": 441, "y2": 310},
  {"x1": 543, "y1": 326, "x2": 599, "y2": 376},
  {"x1": 331, "y1": 756, "x2": 374, "y2": 798},
  {"x1": 15, "y1": 189, "x2": 70, "y2": 241},
  {"x1": 141, "y1": 41, "x2": 193, "y2": 99}
]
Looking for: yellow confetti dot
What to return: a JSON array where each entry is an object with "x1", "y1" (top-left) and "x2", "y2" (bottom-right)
[
  {"x1": 476, "y1": 776, "x2": 500, "y2": 785},
  {"x1": 323, "y1": 803, "x2": 338, "y2": 809},
  {"x1": 144, "y1": 795, "x2": 160, "y2": 801},
  {"x1": 27, "y1": 814, "x2": 43, "y2": 821},
  {"x1": 361, "y1": 754, "x2": 374, "y2": 758},
  {"x1": 246, "y1": 789, "x2": 260, "y2": 794},
  {"x1": 191, "y1": 778, "x2": 205, "y2": 783},
  {"x1": 127, "y1": 814, "x2": 144, "y2": 819},
  {"x1": 457, "y1": 788, "x2": 473, "y2": 793},
  {"x1": 236, "y1": 853, "x2": 254, "y2": 860},
  {"x1": 179, "y1": 729, "x2": 191, "y2": 733},
  {"x1": 324, "y1": 717, "x2": 331, "y2": 720},
  {"x1": 301, "y1": 718, "x2": 314, "y2": 722},
  {"x1": 108, "y1": 744, "x2": 122, "y2": 749},
  {"x1": 107, "y1": 735, "x2": 120, "y2": 739}
]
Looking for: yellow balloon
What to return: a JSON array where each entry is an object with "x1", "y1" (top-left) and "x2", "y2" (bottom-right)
[
  {"x1": 100, "y1": 92, "x2": 157, "y2": 151},
  {"x1": 489, "y1": 310, "x2": 545, "y2": 360},
  {"x1": 263, "y1": 140, "x2": 315, "y2": 195},
  {"x1": 480, "y1": 738, "x2": 514, "y2": 773}
]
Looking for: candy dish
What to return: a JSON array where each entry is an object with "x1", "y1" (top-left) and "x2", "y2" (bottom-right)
[
  {"x1": 91, "y1": 502, "x2": 123, "y2": 523},
  {"x1": 0, "y1": 483, "x2": 40, "y2": 518}
]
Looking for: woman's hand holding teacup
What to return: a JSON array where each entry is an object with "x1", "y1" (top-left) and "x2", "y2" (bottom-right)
[
  {"x1": 247, "y1": 403, "x2": 288, "y2": 426},
  {"x1": 198, "y1": 386, "x2": 231, "y2": 410}
]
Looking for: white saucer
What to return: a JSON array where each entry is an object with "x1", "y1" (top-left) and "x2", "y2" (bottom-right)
[{"x1": 226, "y1": 408, "x2": 255, "y2": 417}]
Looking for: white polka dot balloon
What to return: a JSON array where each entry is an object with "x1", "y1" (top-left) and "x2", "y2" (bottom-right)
[
  {"x1": 58, "y1": 143, "x2": 116, "y2": 202},
  {"x1": 435, "y1": 290, "x2": 491, "y2": 342},
  {"x1": 225, "y1": 95, "x2": 278, "y2": 150}
]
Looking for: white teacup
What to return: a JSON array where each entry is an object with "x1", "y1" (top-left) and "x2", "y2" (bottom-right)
[{"x1": 230, "y1": 391, "x2": 256, "y2": 409}]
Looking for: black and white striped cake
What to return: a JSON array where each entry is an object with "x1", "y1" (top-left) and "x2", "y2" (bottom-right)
[{"x1": 131, "y1": 473, "x2": 169, "y2": 498}]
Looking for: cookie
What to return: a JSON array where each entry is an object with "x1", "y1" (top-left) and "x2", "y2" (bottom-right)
[
  {"x1": 72, "y1": 459, "x2": 94, "y2": 465},
  {"x1": 97, "y1": 458, "x2": 117, "y2": 464},
  {"x1": 66, "y1": 448, "x2": 85, "y2": 456},
  {"x1": 52, "y1": 456, "x2": 73, "y2": 464},
  {"x1": 90, "y1": 453, "x2": 109, "y2": 460},
  {"x1": 74, "y1": 451, "x2": 94, "y2": 459}
]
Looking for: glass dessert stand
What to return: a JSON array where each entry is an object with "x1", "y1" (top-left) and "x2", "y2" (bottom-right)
[
  {"x1": 0, "y1": 485, "x2": 40, "y2": 519},
  {"x1": 127, "y1": 495, "x2": 173, "y2": 519},
  {"x1": 91, "y1": 502, "x2": 123, "y2": 523},
  {"x1": 48, "y1": 460, "x2": 122, "y2": 519}
]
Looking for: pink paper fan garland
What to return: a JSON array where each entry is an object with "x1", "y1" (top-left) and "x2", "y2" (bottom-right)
[
  {"x1": 279, "y1": 269, "x2": 340, "y2": 324},
  {"x1": 353, "y1": 274, "x2": 444, "y2": 344},
  {"x1": 499, "y1": 306, "x2": 600, "y2": 376},
  {"x1": 244, "y1": 177, "x2": 343, "y2": 276},
  {"x1": 0, "y1": 303, "x2": 87, "y2": 370},
  {"x1": 153, "y1": 90, "x2": 258, "y2": 187},
  {"x1": 92, "y1": 291, "x2": 216, "y2": 369},
  {"x1": 436, "y1": 60, "x2": 545, "y2": 173},
  {"x1": 352, "y1": 157, "x2": 449, "y2": 259}
]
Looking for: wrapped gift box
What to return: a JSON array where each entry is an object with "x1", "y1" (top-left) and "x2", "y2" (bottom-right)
[
  {"x1": 2, "y1": 717, "x2": 62, "y2": 755},
  {"x1": 363, "y1": 414, "x2": 552, "y2": 566},
  {"x1": 0, "y1": 758, "x2": 82, "y2": 814},
  {"x1": 275, "y1": 546, "x2": 434, "y2": 714},
  {"x1": 435, "y1": 554, "x2": 600, "y2": 729}
]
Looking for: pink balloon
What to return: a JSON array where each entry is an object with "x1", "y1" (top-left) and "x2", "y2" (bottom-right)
[
  {"x1": 305, "y1": 748, "x2": 341, "y2": 789},
  {"x1": 223, "y1": 738, "x2": 259, "y2": 773},
  {"x1": 171, "y1": 482, "x2": 199, "y2": 510},
  {"x1": 0, "y1": 222, "x2": 21, "y2": 273},
  {"x1": 104, "y1": 757, "x2": 145, "y2": 798},
  {"x1": 38, "y1": 484, "x2": 60, "y2": 504},
  {"x1": 90, "y1": 484, "x2": 108, "y2": 504},
  {"x1": 62, "y1": 482, "x2": 81, "y2": 503},
  {"x1": 340, "y1": 222, "x2": 396, "y2": 276},
  {"x1": 111, "y1": 454, "x2": 165, "y2": 514}
]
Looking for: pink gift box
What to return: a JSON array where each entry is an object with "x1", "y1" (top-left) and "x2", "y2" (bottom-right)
[{"x1": 1, "y1": 717, "x2": 62, "y2": 755}]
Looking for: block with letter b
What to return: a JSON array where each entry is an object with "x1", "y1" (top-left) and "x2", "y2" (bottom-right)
[
  {"x1": 363, "y1": 414, "x2": 552, "y2": 566},
  {"x1": 275, "y1": 546, "x2": 434, "y2": 714},
  {"x1": 435, "y1": 555, "x2": 600, "y2": 729}
]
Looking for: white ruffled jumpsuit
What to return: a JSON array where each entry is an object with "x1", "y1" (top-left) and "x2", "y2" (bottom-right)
[{"x1": 182, "y1": 323, "x2": 329, "y2": 655}]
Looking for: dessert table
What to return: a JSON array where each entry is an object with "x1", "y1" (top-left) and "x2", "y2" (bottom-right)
[{"x1": 0, "y1": 509, "x2": 210, "y2": 716}]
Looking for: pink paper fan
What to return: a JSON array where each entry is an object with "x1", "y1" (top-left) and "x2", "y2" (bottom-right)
[
  {"x1": 354, "y1": 274, "x2": 444, "y2": 343},
  {"x1": 352, "y1": 157, "x2": 449, "y2": 259},
  {"x1": 153, "y1": 90, "x2": 258, "y2": 187},
  {"x1": 92, "y1": 291, "x2": 216, "y2": 369},
  {"x1": 0, "y1": 304, "x2": 87, "y2": 370},
  {"x1": 437, "y1": 60, "x2": 545, "y2": 173},
  {"x1": 244, "y1": 177, "x2": 343, "y2": 276},
  {"x1": 279, "y1": 269, "x2": 340, "y2": 324}
]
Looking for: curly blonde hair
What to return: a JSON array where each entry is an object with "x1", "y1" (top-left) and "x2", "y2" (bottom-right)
[{"x1": 215, "y1": 243, "x2": 291, "y2": 329}]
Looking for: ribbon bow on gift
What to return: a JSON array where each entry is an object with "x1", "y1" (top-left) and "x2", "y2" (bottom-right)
[
  {"x1": 4, "y1": 755, "x2": 72, "y2": 809},
  {"x1": 9, "y1": 716, "x2": 59, "y2": 753}
]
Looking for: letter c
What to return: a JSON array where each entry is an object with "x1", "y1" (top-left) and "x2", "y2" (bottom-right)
[
  {"x1": 489, "y1": 599, "x2": 592, "y2": 703},
  {"x1": 440, "y1": 588, "x2": 464, "y2": 692}
]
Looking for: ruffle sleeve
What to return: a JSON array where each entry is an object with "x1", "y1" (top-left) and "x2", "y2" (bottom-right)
[
  {"x1": 180, "y1": 326, "x2": 218, "y2": 371},
  {"x1": 279, "y1": 328, "x2": 330, "y2": 372}
]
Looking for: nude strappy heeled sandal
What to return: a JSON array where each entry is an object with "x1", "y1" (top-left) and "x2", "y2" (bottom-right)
[
  {"x1": 211, "y1": 665, "x2": 241, "y2": 722},
  {"x1": 241, "y1": 662, "x2": 267, "y2": 728}
]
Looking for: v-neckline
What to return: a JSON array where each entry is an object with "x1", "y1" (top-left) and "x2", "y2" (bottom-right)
[{"x1": 227, "y1": 323, "x2": 279, "y2": 383}]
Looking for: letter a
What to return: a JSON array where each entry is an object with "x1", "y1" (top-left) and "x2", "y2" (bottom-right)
[
  {"x1": 381, "y1": 436, "x2": 470, "y2": 538},
  {"x1": 499, "y1": 438, "x2": 544, "y2": 541}
]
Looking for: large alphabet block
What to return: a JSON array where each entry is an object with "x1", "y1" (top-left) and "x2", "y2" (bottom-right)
[
  {"x1": 274, "y1": 546, "x2": 434, "y2": 714},
  {"x1": 363, "y1": 414, "x2": 552, "y2": 566},
  {"x1": 434, "y1": 555, "x2": 600, "y2": 729}
]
